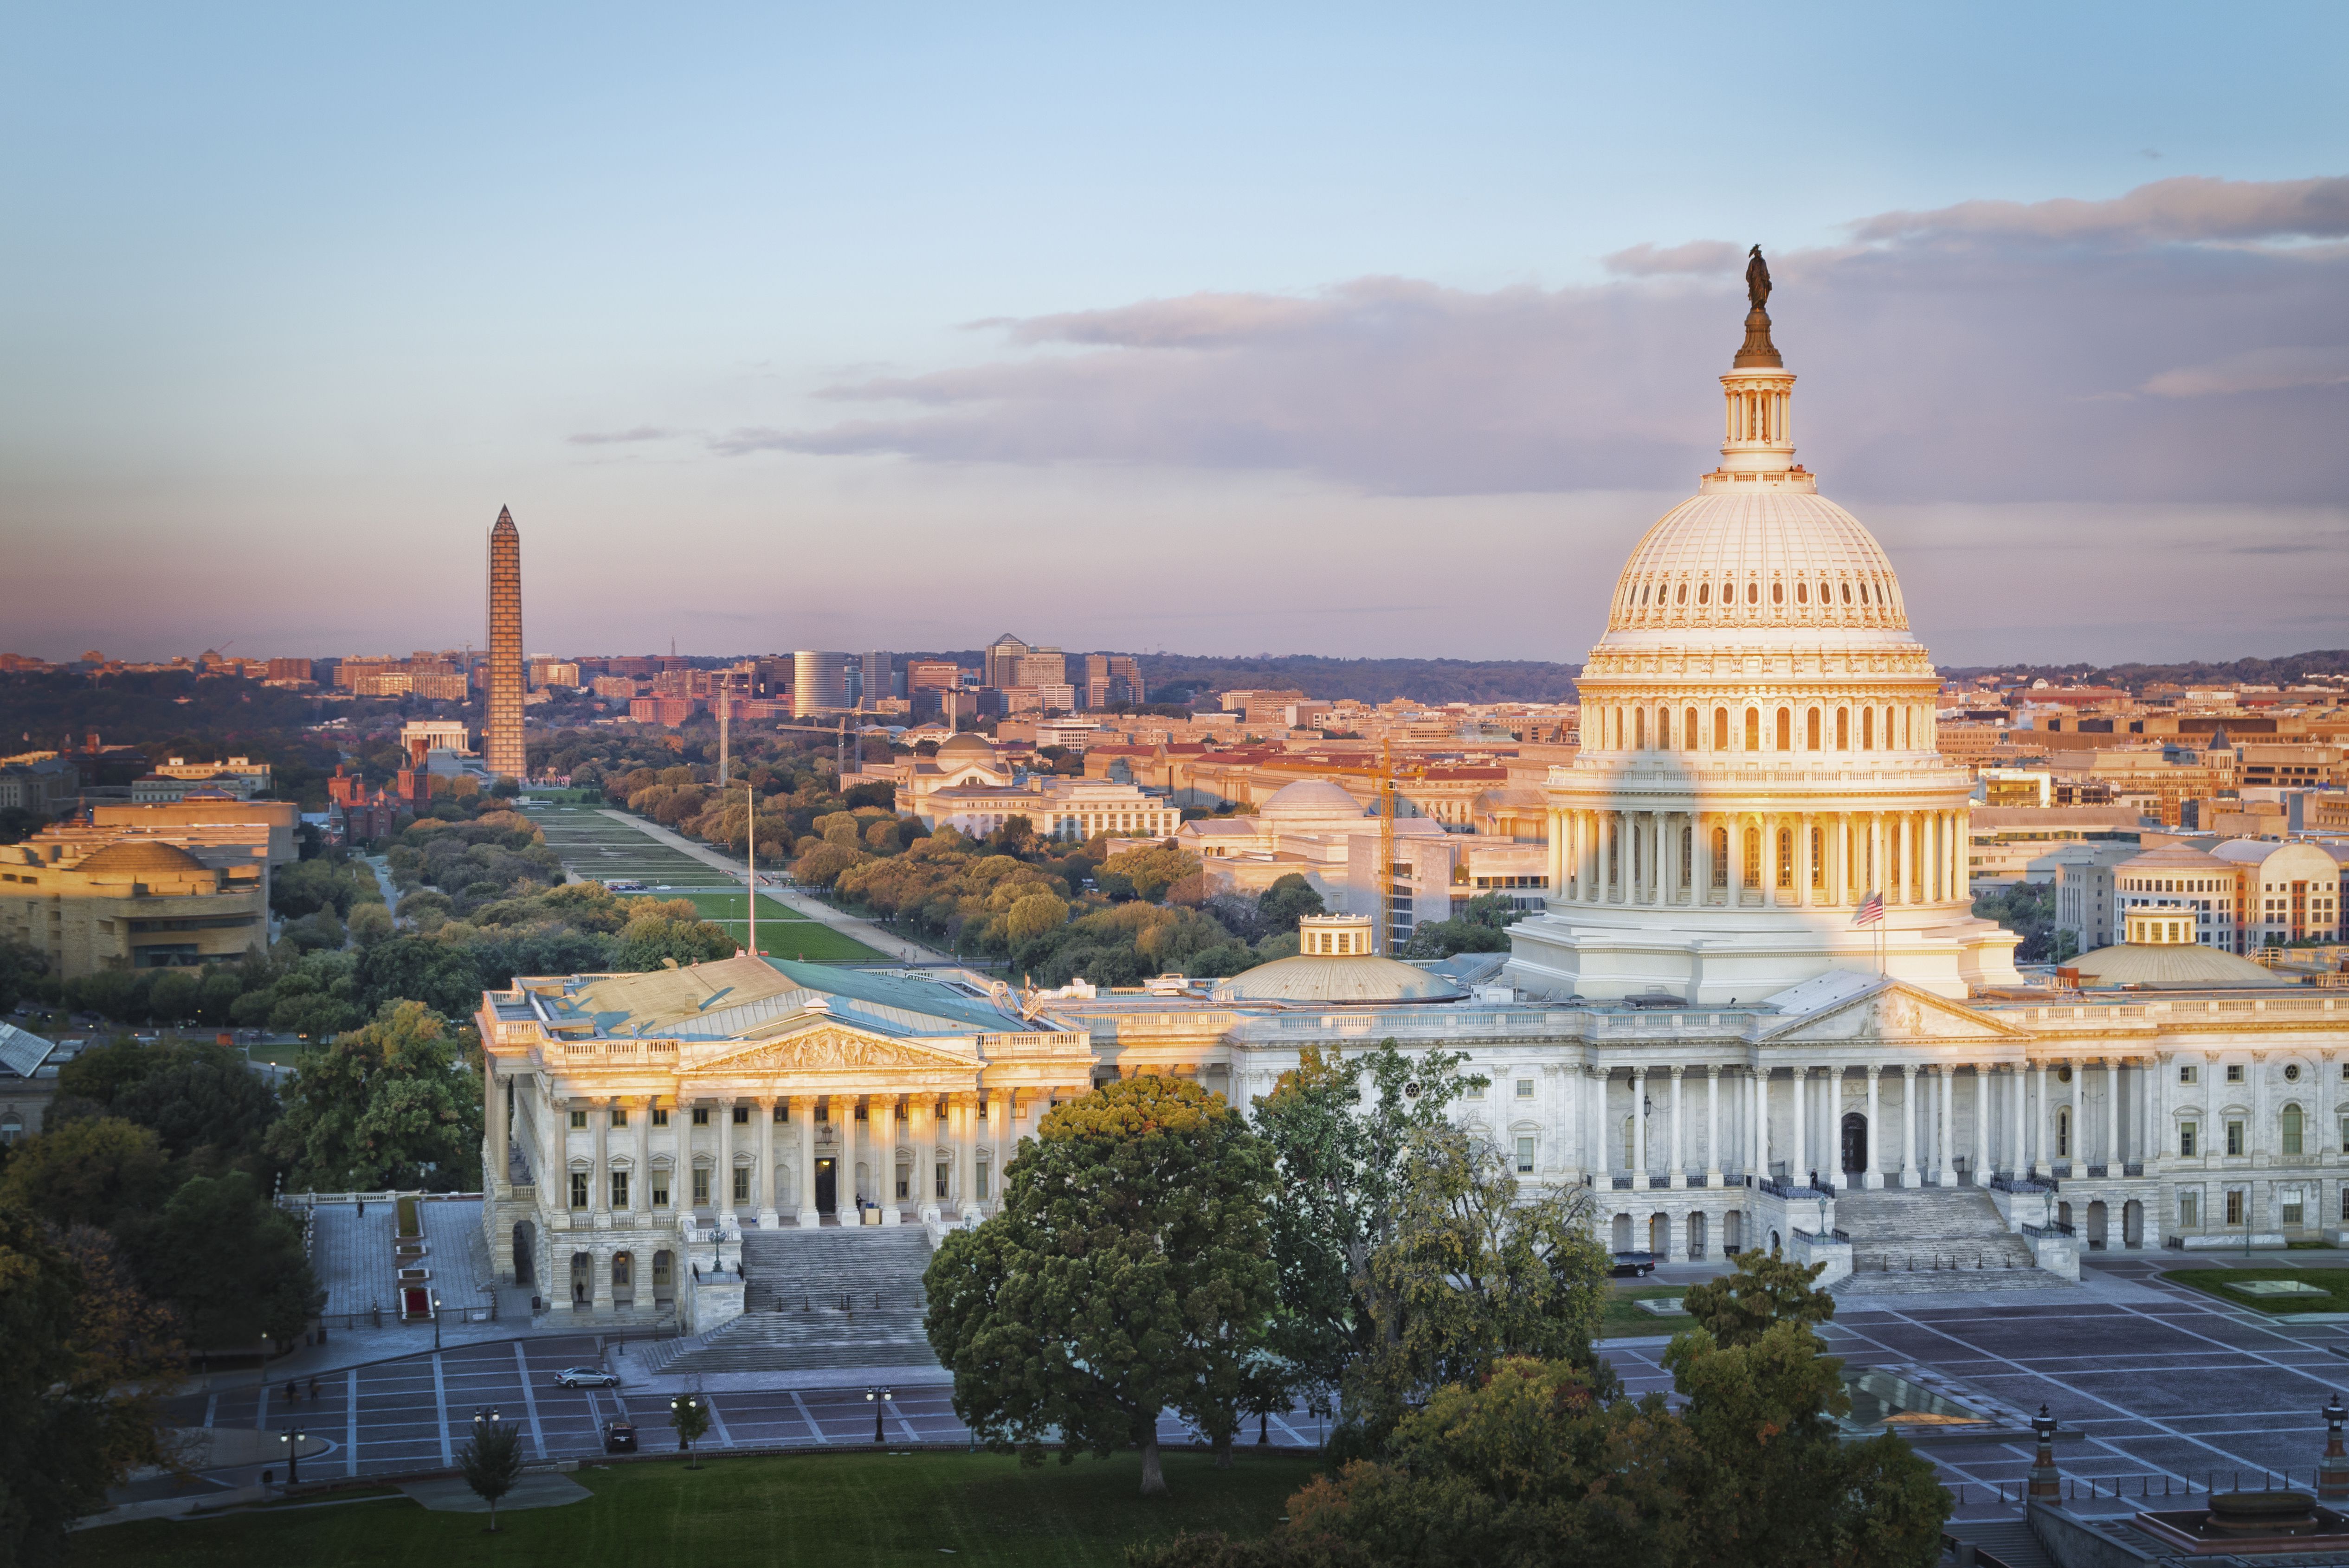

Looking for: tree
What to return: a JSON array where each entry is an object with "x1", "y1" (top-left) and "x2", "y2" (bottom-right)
[
  {"x1": 126, "y1": 1171, "x2": 318, "y2": 1348},
  {"x1": 0, "y1": 1205, "x2": 148, "y2": 1562},
  {"x1": 1247, "y1": 1041, "x2": 1486, "y2": 1418},
  {"x1": 458, "y1": 1417, "x2": 524, "y2": 1527},
  {"x1": 1680, "y1": 1247, "x2": 1836, "y2": 1347},
  {"x1": 609, "y1": 900, "x2": 735, "y2": 969},
  {"x1": 267, "y1": 1001, "x2": 484, "y2": 1192},
  {"x1": 670, "y1": 1393, "x2": 711, "y2": 1467},
  {"x1": 1254, "y1": 874, "x2": 1324, "y2": 934},
  {"x1": 0, "y1": 937, "x2": 52, "y2": 1014},
  {"x1": 1098, "y1": 843, "x2": 1199, "y2": 903},
  {"x1": 56, "y1": 1225, "x2": 180, "y2": 1484},
  {"x1": 1349, "y1": 1128, "x2": 1610, "y2": 1439},
  {"x1": 924, "y1": 1075, "x2": 1278, "y2": 1495},
  {"x1": 103, "y1": 1042, "x2": 280, "y2": 1176},
  {"x1": 0, "y1": 1119, "x2": 174, "y2": 1230}
]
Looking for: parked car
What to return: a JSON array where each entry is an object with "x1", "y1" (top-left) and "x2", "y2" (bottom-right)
[
  {"x1": 1609, "y1": 1251, "x2": 1658, "y2": 1278},
  {"x1": 603, "y1": 1420, "x2": 638, "y2": 1452},
  {"x1": 554, "y1": 1366, "x2": 619, "y2": 1388}
]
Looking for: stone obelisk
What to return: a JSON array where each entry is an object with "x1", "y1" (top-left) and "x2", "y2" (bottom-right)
[{"x1": 484, "y1": 506, "x2": 526, "y2": 781}]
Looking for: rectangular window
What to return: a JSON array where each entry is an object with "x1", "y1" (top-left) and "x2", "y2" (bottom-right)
[
  {"x1": 2226, "y1": 1189, "x2": 2244, "y2": 1226},
  {"x1": 2179, "y1": 1189, "x2": 2199, "y2": 1228},
  {"x1": 568, "y1": 1172, "x2": 588, "y2": 1209},
  {"x1": 1516, "y1": 1137, "x2": 1536, "y2": 1174},
  {"x1": 569, "y1": 1109, "x2": 588, "y2": 1129},
  {"x1": 652, "y1": 1106, "x2": 670, "y2": 1127},
  {"x1": 2179, "y1": 1122, "x2": 2197, "y2": 1158},
  {"x1": 976, "y1": 1163, "x2": 990, "y2": 1200},
  {"x1": 1466, "y1": 1081, "x2": 1485, "y2": 1100},
  {"x1": 732, "y1": 1168, "x2": 749, "y2": 1204},
  {"x1": 652, "y1": 1177, "x2": 670, "y2": 1208},
  {"x1": 691, "y1": 1168, "x2": 710, "y2": 1206},
  {"x1": 610, "y1": 1106, "x2": 627, "y2": 1128},
  {"x1": 2283, "y1": 1189, "x2": 2305, "y2": 1227},
  {"x1": 2226, "y1": 1064, "x2": 2245, "y2": 1083},
  {"x1": 2226, "y1": 1119, "x2": 2245, "y2": 1157},
  {"x1": 897, "y1": 1171, "x2": 909, "y2": 1200},
  {"x1": 1516, "y1": 1079, "x2": 1535, "y2": 1099},
  {"x1": 2284, "y1": 1109, "x2": 2304, "y2": 1156},
  {"x1": 774, "y1": 1103, "x2": 789, "y2": 1122},
  {"x1": 2178, "y1": 1065, "x2": 2198, "y2": 1084},
  {"x1": 691, "y1": 1108, "x2": 710, "y2": 1126},
  {"x1": 609, "y1": 1171, "x2": 629, "y2": 1208},
  {"x1": 732, "y1": 1105, "x2": 750, "y2": 1125},
  {"x1": 936, "y1": 1163, "x2": 950, "y2": 1199}
]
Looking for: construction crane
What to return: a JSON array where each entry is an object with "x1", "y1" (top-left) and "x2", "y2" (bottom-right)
[{"x1": 1373, "y1": 740, "x2": 1427, "y2": 954}]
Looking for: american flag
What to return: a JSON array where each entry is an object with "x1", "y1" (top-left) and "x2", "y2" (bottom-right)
[{"x1": 1852, "y1": 892, "x2": 1885, "y2": 927}]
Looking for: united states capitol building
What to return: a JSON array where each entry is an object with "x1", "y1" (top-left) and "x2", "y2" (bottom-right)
[{"x1": 476, "y1": 278, "x2": 2349, "y2": 1342}]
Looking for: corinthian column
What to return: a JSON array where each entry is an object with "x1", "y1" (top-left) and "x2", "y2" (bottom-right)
[
  {"x1": 717, "y1": 1095, "x2": 736, "y2": 1224},
  {"x1": 1790, "y1": 1067, "x2": 1807, "y2": 1186},
  {"x1": 1865, "y1": 1067, "x2": 1884, "y2": 1189},
  {"x1": 1704, "y1": 1066, "x2": 1721, "y2": 1186},
  {"x1": 1900, "y1": 1065, "x2": 1919, "y2": 1188},
  {"x1": 756, "y1": 1096, "x2": 779, "y2": 1227},
  {"x1": 794, "y1": 1096, "x2": 819, "y2": 1227},
  {"x1": 1631, "y1": 1068, "x2": 1647, "y2": 1181},
  {"x1": 1669, "y1": 1067, "x2": 1685, "y2": 1188}
]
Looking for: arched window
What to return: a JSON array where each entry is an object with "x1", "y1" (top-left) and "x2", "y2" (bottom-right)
[
  {"x1": 2283, "y1": 1105, "x2": 2304, "y2": 1156},
  {"x1": 1714, "y1": 707, "x2": 1729, "y2": 750},
  {"x1": 1639, "y1": 583, "x2": 1650, "y2": 605},
  {"x1": 1775, "y1": 708, "x2": 1791, "y2": 750},
  {"x1": 1710, "y1": 826, "x2": 1729, "y2": 887},
  {"x1": 1742, "y1": 825, "x2": 1762, "y2": 887},
  {"x1": 1744, "y1": 708, "x2": 1760, "y2": 750},
  {"x1": 1676, "y1": 582, "x2": 1687, "y2": 604},
  {"x1": 1657, "y1": 707, "x2": 1671, "y2": 750},
  {"x1": 1836, "y1": 707, "x2": 1849, "y2": 749},
  {"x1": 1807, "y1": 708, "x2": 1821, "y2": 750},
  {"x1": 2057, "y1": 1107, "x2": 2071, "y2": 1159},
  {"x1": 1746, "y1": 581, "x2": 1758, "y2": 604},
  {"x1": 1810, "y1": 827, "x2": 1824, "y2": 887},
  {"x1": 1772, "y1": 581, "x2": 1783, "y2": 604},
  {"x1": 1862, "y1": 708, "x2": 1875, "y2": 750},
  {"x1": 1777, "y1": 827, "x2": 1793, "y2": 887},
  {"x1": 1698, "y1": 582, "x2": 1710, "y2": 605},
  {"x1": 1796, "y1": 581, "x2": 1808, "y2": 604},
  {"x1": 1634, "y1": 707, "x2": 1646, "y2": 749},
  {"x1": 1684, "y1": 707, "x2": 1698, "y2": 750},
  {"x1": 1841, "y1": 581, "x2": 1852, "y2": 604}
]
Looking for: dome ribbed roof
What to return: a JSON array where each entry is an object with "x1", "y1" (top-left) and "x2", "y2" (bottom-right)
[
  {"x1": 74, "y1": 840, "x2": 206, "y2": 874},
  {"x1": 1603, "y1": 489, "x2": 1909, "y2": 635},
  {"x1": 2067, "y1": 942, "x2": 2289, "y2": 990},
  {"x1": 936, "y1": 733, "x2": 997, "y2": 758},
  {"x1": 1211, "y1": 953, "x2": 1464, "y2": 1005},
  {"x1": 1257, "y1": 779, "x2": 1363, "y2": 821}
]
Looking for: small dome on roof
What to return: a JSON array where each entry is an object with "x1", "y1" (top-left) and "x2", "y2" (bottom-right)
[
  {"x1": 936, "y1": 732, "x2": 998, "y2": 758},
  {"x1": 1211, "y1": 951, "x2": 1464, "y2": 1005},
  {"x1": 1257, "y1": 779, "x2": 1364, "y2": 822},
  {"x1": 74, "y1": 840, "x2": 206, "y2": 874},
  {"x1": 2066, "y1": 942, "x2": 2289, "y2": 990}
]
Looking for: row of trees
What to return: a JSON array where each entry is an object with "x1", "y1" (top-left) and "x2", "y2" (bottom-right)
[{"x1": 925, "y1": 1049, "x2": 1949, "y2": 1565}]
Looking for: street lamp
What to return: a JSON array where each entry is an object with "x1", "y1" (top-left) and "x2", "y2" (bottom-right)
[
  {"x1": 866, "y1": 1385, "x2": 893, "y2": 1445},
  {"x1": 259, "y1": 1333, "x2": 271, "y2": 1393},
  {"x1": 432, "y1": 1290, "x2": 443, "y2": 1351},
  {"x1": 279, "y1": 1427, "x2": 305, "y2": 1486}
]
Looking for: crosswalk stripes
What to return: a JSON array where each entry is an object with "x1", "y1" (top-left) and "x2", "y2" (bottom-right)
[
  {"x1": 512, "y1": 1342, "x2": 548, "y2": 1457},
  {"x1": 347, "y1": 1369, "x2": 360, "y2": 1477},
  {"x1": 431, "y1": 1353, "x2": 452, "y2": 1467},
  {"x1": 788, "y1": 1388, "x2": 823, "y2": 1444},
  {"x1": 703, "y1": 1392, "x2": 736, "y2": 1448}
]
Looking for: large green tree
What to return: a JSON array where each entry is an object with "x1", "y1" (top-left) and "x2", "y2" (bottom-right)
[
  {"x1": 127, "y1": 1171, "x2": 319, "y2": 1347},
  {"x1": 56, "y1": 1039, "x2": 278, "y2": 1177},
  {"x1": 924, "y1": 1075, "x2": 1278, "y2": 1495},
  {"x1": 1681, "y1": 1247, "x2": 1837, "y2": 1347},
  {"x1": 0, "y1": 1119, "x2": 175, "y2": 1230},
  {"x1": 1247, "y1": 1040, "x2": 1485, "y2": 1417},
  {"x1": 267, "y1": 1001, "x2": 483, "y2": 1191}
]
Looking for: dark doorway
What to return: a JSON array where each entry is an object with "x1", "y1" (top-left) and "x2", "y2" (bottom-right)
[
  {"x1": 815, "y1": 1158, "x2": 837, "y2": 1216},
  {"x1": 511, "y1": 1221, "x2": 536, "y2": 1285},
  {"x1": 1840, "y1": 1112, "x2": 1868, "y2": 1176}
]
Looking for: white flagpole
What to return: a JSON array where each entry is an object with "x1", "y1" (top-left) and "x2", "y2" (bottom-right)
[{"x1": 747, "y1": 779, "x2": 756, "y2": 960}]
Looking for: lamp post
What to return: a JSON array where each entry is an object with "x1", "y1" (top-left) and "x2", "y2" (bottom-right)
[
  {"x1": 2027, "y1": 1404, "x2": 2061, "y2": 1502},
  {"x1": 867, "y1": 1384, "x2": 892, "y2": 1445},
  {"x1": 432, "y1": 1290, "x2": 443, "y2": 1351},
  {"x1": 2321, "y1": 1393, "x2": 2349, "y2": 1503},
  {"x1": 279, "y1": 1427, "x2": 305, "y2": 1486},
  {"x1": 259, "y1": 1333, "x2": 271, "y2": 1393}
]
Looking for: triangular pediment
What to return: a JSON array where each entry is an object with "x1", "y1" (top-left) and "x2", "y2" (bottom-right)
[
  {"x1": 686, "y1": 1020, "x2": 979, "y2": 1075},
  {"x1": 1757, "y1": 977, "x2": 2028, "y2": 1045}
]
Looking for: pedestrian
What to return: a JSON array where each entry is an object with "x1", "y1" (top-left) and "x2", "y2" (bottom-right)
[
  {"x1": 287, "y1": 1379, "x2": 299, "y2": 1402},
  {"x1": 357, "y1": 1199, "x2": 365, "y2": 1217},
  {"x1": 309, "y1": 1377, "x2": 319, "y2": 1400}
]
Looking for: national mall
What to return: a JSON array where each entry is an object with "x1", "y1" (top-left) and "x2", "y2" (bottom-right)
[{"x1": 475, "y1": 289, "x2": 2349, "y2": 1337}]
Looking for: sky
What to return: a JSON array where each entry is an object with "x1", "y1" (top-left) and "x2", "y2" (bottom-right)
[{"x1": 4, "y1": 3, "x2": 2345, "y2": 668}]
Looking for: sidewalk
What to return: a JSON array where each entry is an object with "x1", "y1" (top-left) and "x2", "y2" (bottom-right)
[{"x1": 594, "y1": 810, "x2": 950, "y2": 964}]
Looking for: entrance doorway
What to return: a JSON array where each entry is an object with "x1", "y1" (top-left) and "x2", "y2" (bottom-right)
[
  {"x1": 511, "y1": 1221, "x2": 536, "y2": 1286},
  {"x1": 1840, "y1": 1112, "x2": 1868, "y2": 1177},
  {"x1": 815, "y1": 1158, "x2": 837, "y2": 1217}
]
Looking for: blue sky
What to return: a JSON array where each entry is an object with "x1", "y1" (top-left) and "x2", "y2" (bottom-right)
[{"x1": 5, "y1": 3, "x2": 2345, "y2": 665}]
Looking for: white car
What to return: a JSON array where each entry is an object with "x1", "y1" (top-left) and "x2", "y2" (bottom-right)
[{"x1": 554, "y1": 1367, "x2": 618, "y2": 1388}]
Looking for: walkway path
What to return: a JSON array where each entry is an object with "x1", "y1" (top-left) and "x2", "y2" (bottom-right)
[
  {"x1": 594, "y1": 810, "x2": 950, "y2": 965},
  {"x1": 361, "y1": 855, "x2": 400, "y2": 924}
]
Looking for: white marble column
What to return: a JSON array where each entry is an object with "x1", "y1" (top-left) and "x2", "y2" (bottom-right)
[
  {"x1": 2071, "y1": 1060, "x2": 2084, "y2": 1171},
  {"x1": 840, "y1": 1092, "x2": 861, "y2": 1220},
  {"x1": 1752, "y1": 1067, "x2": 1767, "y2": 1179},
  {"x1": 1936, "y1": 1067, "x2": 1956, "y2": 1186},
  {"x1": 794, "y1": 1096, "x2": 819, "y2": 1227},
  {"x1": 1791, "y1": 1066, "x2": 1807, "y2": 1186},
  {"x1": 2009, "y1": 1067, "x2": 2024, "y2": 1179},
  {"x1": 1631, "y1": 1068, "x2": 1647, "y2": 1181},
  {"x1": 1705, "y1": 1066, "x2": 1722, "y2": 1186},
  {"x1": 1669, "y1": 1067, "x2": 1685, "y2": 1188},
  {"x1": 878, "y1": 1095, "x2": 903, "y2": 1224},
  {"x1": 955, "y1": 1092, "x2": 978, "y2": 1218},
  {"x1": 2107, "y1": 1058, "x2": 2122, "y2": 1168},
  {"x1": 635, "y1": 1095, "x2": 652, "y2": 1217},
  {"x1": 717, "y1": 1096, "x2": 737, "y2": 1224},
  {"x1": 1973, "y1": 1067, "x2": 1989, "y2": 1186},
  {"x1": 1865, "y1": 1067, "x2": 1884, "y2": 1189},
  {"x1": 755, "y1": 1095, "x2": 779, "y2": 1226},
  {"x1": 486, "y1": 1057, "x2": 508, "y2": 1191},
  {"x1": 1900, "y1": 1064, "x2": 1920, "y2": 1187}
]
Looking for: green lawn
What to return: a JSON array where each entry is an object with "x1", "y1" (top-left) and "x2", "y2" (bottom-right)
[
  {"x1": 2162, "y1": 1266, "x2": 2349, "y2": 1314},
  {"x1": 1599, "y1": 1283, "x2": 1691, "y2": 1338},
  {"x1": 82, "y1": 1450, "x2": 1318, "y2": 1568}
]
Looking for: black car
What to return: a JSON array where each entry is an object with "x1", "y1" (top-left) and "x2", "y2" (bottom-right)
[
  {"x1": 604, "y1": 1420, "x2": 638, "y2": 1453},
  {"x1": 1609, "y1": 1251, "x2": 1657, "y2": 1278}
]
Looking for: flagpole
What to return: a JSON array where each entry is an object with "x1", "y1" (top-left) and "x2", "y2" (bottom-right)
[{"x1": 747, "y1": 779, "x2": 756, "y2": 960}]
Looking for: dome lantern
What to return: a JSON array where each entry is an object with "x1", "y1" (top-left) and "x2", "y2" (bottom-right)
[{"x1": 1709, "y1": 250, "x2": 1807, "y2": 491}]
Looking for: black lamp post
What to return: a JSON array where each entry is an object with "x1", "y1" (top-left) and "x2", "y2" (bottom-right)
[
  {"x1": 2321, "y1": 1392, "x2": 2349, "y2": 1502},
  {"x1": 867, "y1": 1384, "x2": 892, "y2": 1445},
  {"x1": 432, "y1": 1290, "x2": 443, "y2": 1351},
  {"x1": 279, "y1": 1427, "x2": 305, "y2": 1486},
  {"x1": 2027, "y1": 1404, "x2": 2061, "y2": 1502}
]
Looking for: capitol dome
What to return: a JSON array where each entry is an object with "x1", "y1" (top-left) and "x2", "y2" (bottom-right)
[
  {"x1": 935, "y1": 732, "x2": 998, "y2": 760},
  {"x1": 1257, "y1": 779, "x2": 1365, "y2": 823},
  {"x1": 1503, "y1": 265, "x2": 2021, "y2": 1005}
]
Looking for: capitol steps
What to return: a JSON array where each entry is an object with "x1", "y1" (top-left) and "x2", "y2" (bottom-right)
[
  {"x1": 646, "y1": 1227, "x2": 941, "y2": 1376},
  {"x1": 1830, "y1": 1188, "x2": 2074, "y2": 1296}
]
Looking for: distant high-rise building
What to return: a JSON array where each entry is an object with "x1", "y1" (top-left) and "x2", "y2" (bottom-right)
[
  {"x1": 858, "y1": 651, "x2": 899, "y2": 705},
  {"x1": 1014, "y1": 648, "x2": 1067, "y2": 689},
  {"x1": 484, "y1": 507, "x2": 526, "y2": 779},
  {"x1": 793, "y1": 651, "x2": 852, "y2": 717},
  {"x1": 982, "y1": 633, "x2": 1030, "y2": 689}
]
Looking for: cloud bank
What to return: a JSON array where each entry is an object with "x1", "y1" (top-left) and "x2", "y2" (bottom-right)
[{"x1": 719, "y1": 174, "x2": 2349, "y2": 508}]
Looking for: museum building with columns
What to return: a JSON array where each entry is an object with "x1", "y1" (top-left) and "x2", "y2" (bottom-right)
[{"x1": 478, "y1": 280, "x2": 2349, "y2": 1332}]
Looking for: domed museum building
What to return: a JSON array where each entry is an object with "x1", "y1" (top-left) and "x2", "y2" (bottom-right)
[{"x1": 474, "y1": 274, "x2": 2349, "y2": 1347}]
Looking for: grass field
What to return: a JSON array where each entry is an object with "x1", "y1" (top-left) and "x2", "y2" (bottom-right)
[
  {"x1": 2162, "y1": 1266, "x2": 2349, "y2": 1314},
  {"x1": 1599, "y1": 1282, "x2": 1692, "y2": 1337},
  {"x1": 83, "y1": 1450, "x2": 1317, "y2": 1568},
  {"x1": 528, "y1": 805, "x2": 887, "y2": 964}
]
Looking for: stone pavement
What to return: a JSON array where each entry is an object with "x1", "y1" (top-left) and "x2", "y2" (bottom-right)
[{"x1": 596, "y1": 810, "x2": 949, "y2": 964}]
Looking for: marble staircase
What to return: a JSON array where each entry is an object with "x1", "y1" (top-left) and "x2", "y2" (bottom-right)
[
  {"x1": 644, "y1": 1227, "x2": 938, "y2": 1375},
  {"x1": 1831, "y1": 1188, "x2": 2072, "y2": 1295}
]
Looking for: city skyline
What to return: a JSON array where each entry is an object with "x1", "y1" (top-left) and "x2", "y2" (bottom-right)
[{"x1": 5, "y1": 6, "x2": 2345, "y2": 666}]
